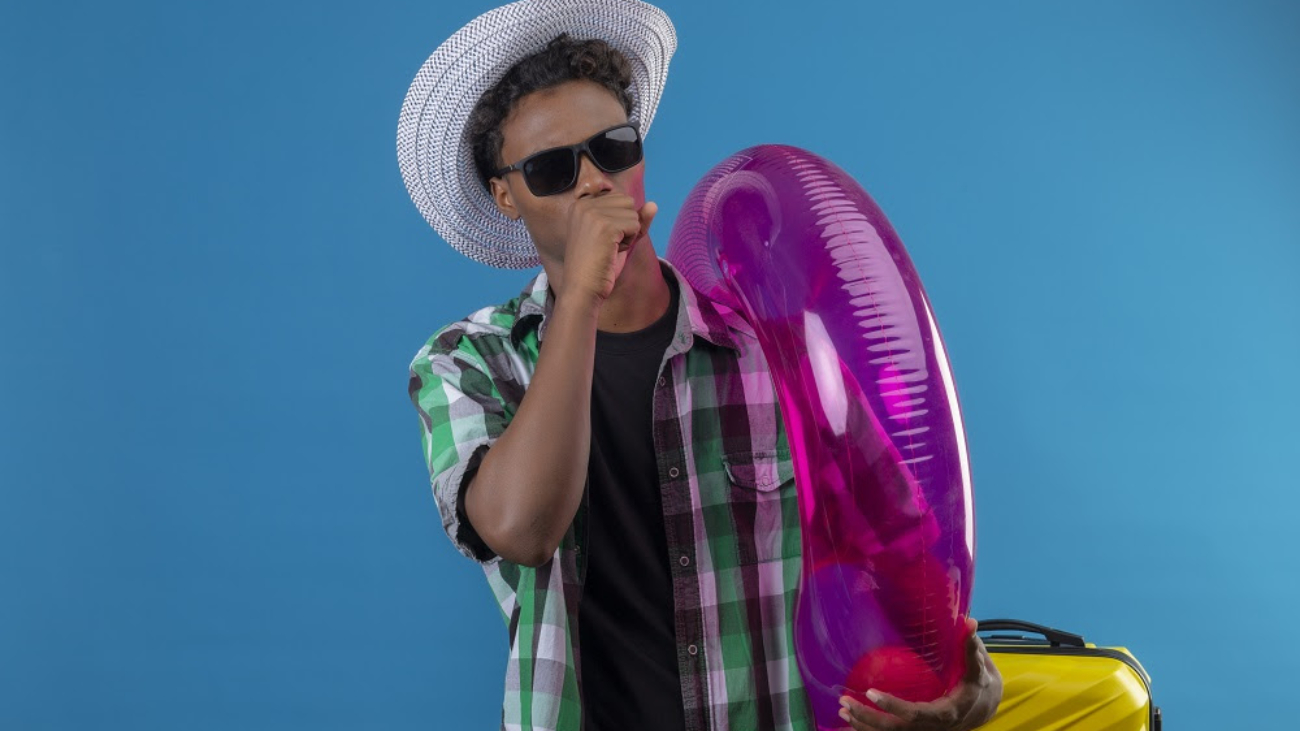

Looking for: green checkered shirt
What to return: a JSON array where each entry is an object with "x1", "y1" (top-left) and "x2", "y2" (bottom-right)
[{"x1": 408, "y1": 257, "x2": 813, "y2": 731}]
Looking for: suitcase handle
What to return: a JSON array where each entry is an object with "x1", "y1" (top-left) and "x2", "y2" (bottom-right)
[{"x1": 975, "y1": 618, "x2": 1086, "y2": 648}]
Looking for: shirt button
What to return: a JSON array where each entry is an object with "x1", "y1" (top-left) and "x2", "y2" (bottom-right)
[
  {"x1": 687, "y1": 644, "x2": 698, "y2": 656},
  {"x1": 657, "y1": 376, "x2": 666, "y2": 388},
  {"x1": 679, "y1": 555, "x2": 690, "y2": 567},
  {"x1": 669, "y1": 467, "x2": 680, "y2": 478}
]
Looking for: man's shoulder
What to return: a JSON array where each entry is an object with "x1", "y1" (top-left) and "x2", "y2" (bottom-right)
[
  {"x1": 433, "y1": 297, "x2": 520, "y2": 345},
  {"x1": 408, "y1": 268, "x2": 544, "y2": 381},
  {"x1": 412, "y1": 299, "x2": 519, "y2": 365}
]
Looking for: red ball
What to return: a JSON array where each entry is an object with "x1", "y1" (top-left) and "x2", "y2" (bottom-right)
[{"x1": 845, "y1": 645, "x2": 947, "y2": 709}]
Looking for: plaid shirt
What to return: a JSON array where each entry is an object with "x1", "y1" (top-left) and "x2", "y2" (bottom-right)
[{"x1": 408, "y1": 257, "x2": 813, "y2": 731}]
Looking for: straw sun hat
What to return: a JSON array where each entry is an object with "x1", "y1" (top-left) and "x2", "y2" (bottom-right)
[{"x1": 396, "y1": 0, "x2": 677, "y2": 269}]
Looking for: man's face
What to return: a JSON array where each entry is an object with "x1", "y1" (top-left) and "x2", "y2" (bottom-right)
[{"x1": 488, "y1": 79, "x2": 647, "y2": 268}]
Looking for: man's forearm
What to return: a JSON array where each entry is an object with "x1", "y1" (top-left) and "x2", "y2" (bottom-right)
[{"x1": 463, "y1": 292, "x2": 600, "y2": 567}]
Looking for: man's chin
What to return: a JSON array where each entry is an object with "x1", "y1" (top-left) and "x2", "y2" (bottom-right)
[
  {"x1": 626, "y1": 234, "x2": 654, "y2": 267},
  {"x1": 611, "y1": 238, "x2": 650, "y2": 287}
]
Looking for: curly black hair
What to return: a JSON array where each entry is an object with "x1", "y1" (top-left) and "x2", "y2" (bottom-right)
[{"x1": 467, "y1": 33, "x2": 635, "y2": 192}]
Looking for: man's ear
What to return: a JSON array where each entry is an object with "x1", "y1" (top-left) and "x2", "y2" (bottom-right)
[{"x1": 490, "y1": 177, "x2": 520, "y2": 221}]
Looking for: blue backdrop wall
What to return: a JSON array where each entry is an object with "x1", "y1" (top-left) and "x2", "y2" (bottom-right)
[{"x1": 2, "y1": 1, "x2": 1296, "y2": 728}]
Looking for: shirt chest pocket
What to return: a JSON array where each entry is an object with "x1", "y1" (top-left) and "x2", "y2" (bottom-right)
[{"x1": 721, "y1": 450, "x2": 800, "y2": 565}]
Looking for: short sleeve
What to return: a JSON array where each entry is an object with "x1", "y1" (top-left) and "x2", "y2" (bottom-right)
[{"x1": 408, "y1": 334, "x2": 511, "y2": 565}]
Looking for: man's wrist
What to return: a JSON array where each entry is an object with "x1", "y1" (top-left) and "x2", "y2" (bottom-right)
[{"x1": 553, "y1": 289, "x2": 604, "y2": 322}]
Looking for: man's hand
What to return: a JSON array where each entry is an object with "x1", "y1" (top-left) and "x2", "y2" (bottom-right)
[
  {"x1": 560, "y1": 193, "x2": 657, "y2": 305},
  {"x1": 836, "y1": 618, "x2": 1003, "y2": 731}
]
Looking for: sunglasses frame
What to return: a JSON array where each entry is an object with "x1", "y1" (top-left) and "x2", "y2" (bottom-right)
[{"x1": 492, "y1": 123, "x2": 643, "y2": 197}]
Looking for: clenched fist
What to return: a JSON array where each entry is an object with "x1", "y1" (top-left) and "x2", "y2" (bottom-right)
[{"x1": 558, "y1": 193, "x2": 658, "y2": 305}]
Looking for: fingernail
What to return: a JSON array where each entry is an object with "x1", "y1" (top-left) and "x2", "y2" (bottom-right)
[
  {"x1": 866, "y1": 689, "x2": 882, "y2": 703},
  {"x1": 839, "y1": 696, "x2": 851, "y2": 708},
  {"x1": 839, "y1": 708, "x2": 851, "y2": 721}
]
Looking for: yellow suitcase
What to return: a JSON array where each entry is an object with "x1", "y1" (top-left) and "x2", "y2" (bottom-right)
[{"x1": 976, "y1": 619, "x2": 1163, "y2": 730}]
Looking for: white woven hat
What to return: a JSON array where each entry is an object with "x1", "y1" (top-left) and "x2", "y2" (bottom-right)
[{"x1": 397, "y1": 0, "x2": 677, "y2": 269}]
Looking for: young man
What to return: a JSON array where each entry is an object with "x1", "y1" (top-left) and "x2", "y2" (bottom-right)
[{"x1": 399, "y1": 2, "x2": 1002, "y2": 730}]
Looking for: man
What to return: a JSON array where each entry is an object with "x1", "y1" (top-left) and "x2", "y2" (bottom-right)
[{"x1": 399, "y1": 2, "x2": 1002, "y2": 730}]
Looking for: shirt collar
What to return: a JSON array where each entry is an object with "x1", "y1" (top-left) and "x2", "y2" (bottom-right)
[{"x1": 508, "y1": 256, "x2": 749, "y2": 353}]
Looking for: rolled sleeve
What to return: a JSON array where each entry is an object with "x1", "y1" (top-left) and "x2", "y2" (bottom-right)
[{"x1": 408, "y1": 337, "x2": 510, "y2": 565}]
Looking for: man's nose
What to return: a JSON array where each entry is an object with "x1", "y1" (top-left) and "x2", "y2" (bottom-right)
[{"x1": 574, "y1": 152, "x2": 614, "y2": 198}]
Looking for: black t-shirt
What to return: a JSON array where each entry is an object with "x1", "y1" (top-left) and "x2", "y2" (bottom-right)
[{"x1": 579, "y1": 271, "x2": 687, "y2": 731}]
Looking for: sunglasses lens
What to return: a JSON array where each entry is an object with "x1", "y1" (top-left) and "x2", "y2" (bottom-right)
[
  {"x1": 516, "y1": 126, "x2": 642, "y2": 196},
  {"x1": 523, "y1": 149, "x2": 578, "y2": 196},
  {"x1": 590, "y1": 126, "x2": 642, "y2": 172}
]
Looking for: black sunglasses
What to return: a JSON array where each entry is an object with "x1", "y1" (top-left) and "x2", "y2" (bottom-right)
[{"x1": 493, "y1": 123, "x2": 643, "y2": 197}]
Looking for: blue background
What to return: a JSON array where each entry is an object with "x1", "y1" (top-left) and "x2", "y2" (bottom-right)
[{"x1": 2, "y1": 1, "x2": 1296, "y2": 728}]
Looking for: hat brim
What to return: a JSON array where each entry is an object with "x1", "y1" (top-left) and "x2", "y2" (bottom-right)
[{"x1": 397, "y1": 0, "x2": 677, "y2": 269}]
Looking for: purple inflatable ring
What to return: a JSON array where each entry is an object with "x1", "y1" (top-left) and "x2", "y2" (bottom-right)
[{"x1": 666, "y1": 145, "x2": 976, "y2": 730}]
